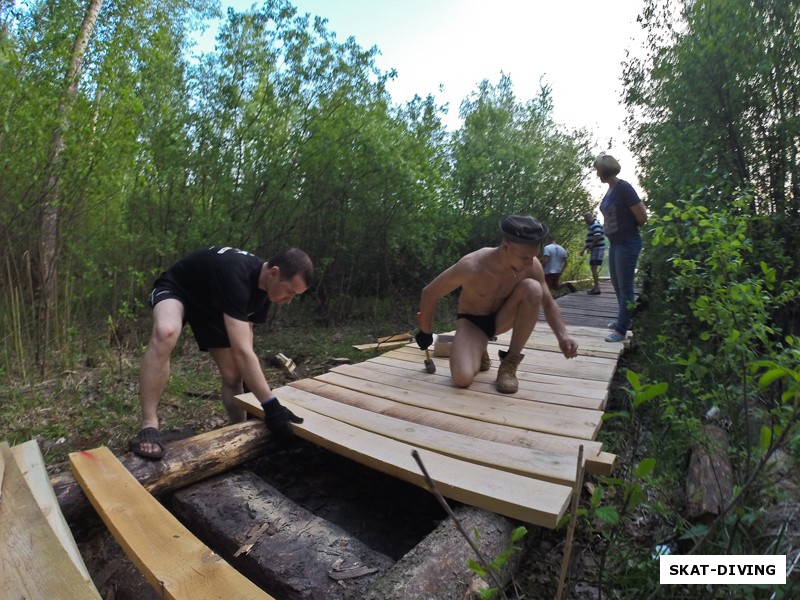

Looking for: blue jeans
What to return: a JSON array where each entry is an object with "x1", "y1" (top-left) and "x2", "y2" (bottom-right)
[{"x1": 608, "y1": 235, "x2": 642, "y2": 335}]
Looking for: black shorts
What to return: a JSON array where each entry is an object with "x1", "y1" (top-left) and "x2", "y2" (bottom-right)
[
  {"x1": 456, "y1": 312, "x2": 497, "y2": 340},
  {"x1": 150, "y1": 278, "x2": 230, "y2": 351}
]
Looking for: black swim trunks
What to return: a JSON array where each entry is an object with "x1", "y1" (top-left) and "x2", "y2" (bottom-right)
[{"x1": 456, "y1": 312, "x2": 497, "y2": 340}]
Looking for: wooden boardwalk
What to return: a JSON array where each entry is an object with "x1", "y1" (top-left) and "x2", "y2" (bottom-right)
[{"x1": 239, "y1": 279, "x2": 627, "y2": 529}]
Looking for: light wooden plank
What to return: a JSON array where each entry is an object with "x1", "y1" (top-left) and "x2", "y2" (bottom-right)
[
  {"x1": 290, "y1": 378, "x2": 616, "y2": 475},
  {"x1": 353, "y1": 340, "x2": 411, "y2": 351},
  {"x1": 428, "y1": 325, "x2": 624, "y2": 360},
  {"x1": 318, "y1": 367, "x2": 602, "y2": 440},
  {"x1": 371, "y1": 352, "x2": 609, "y2": 398},
  {"x1": 387, "y1": 345, "x2": 616, "y2": 382},
  {"x1": 69, "y1": 446, "x2": 273, "y2": 600},
  {"x1": 1, "y1": 443, "x2": 102, "y2": 600},
  {"x1": 498, "y1": 328, "x2": 627, "y2": 360},
  {"x1": 362, "y1": 355, "x2": 608, "y2": 410},
  {"x1": 276, "y1": 385, "x2": 578, "y2": 485},
  {"x1": 375, "y1": 332, "x2": 413, "y2": 343},
  {"x1": 11, "y1": 440, "x2": 92, "y2": 581},
  {"x1": 234, "y1": 394, "x2": 572, "y2": 528}
]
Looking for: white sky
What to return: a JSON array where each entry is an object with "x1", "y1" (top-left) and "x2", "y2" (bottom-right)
[{"x1": 209, "y1": 0, "x2": 648, "y2": 196}]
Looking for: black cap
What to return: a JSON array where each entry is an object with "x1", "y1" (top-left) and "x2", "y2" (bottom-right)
[{"x1": 499, "y1": 215, "x2": 548, "y2": 246}]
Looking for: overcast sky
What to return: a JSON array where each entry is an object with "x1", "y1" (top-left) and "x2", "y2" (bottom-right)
[{"x1": 209, "y1": 0, "x2": 648, "y2": 195}]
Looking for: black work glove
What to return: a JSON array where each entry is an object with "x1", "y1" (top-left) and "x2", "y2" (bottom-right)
[
  {"x1": 260, "y1": 397, "x2": 303, "y2": 442},
  {"x1": 415, "y1": 329, "x2": 434, "y2": 350}
]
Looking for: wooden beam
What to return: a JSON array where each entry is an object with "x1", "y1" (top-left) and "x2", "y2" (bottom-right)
[
  {"x1": 375, "y1": 332, "x2": 413, "y2": 343},
  {"x1": 69, "y1": 446, "x2": 272, "y2": 600},
  {"x1": 353, "y1": 340, "x2": 410, "y2": 351}
]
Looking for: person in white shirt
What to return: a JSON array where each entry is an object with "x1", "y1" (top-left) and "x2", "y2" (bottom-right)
[{"x1": 541, "y1": 235, "x2": 568, "y2": 294}]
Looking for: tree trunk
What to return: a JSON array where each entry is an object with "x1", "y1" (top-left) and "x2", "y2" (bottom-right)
[
  {"x1": 51, "y1": 420, "x2": 271, "y2": 529},
  {"x1": 39, "y1": 0, "x2": 103, "y2": 335},
  {"x1": 685, "y1": 423, "x2": 734, "y2": 521}
]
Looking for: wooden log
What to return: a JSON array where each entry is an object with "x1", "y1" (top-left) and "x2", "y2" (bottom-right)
[
  {"x1": 169, "y1": 470, "x2": 394, "y2": 599},
  {"x1": 52, "y1": 420, "x2": 271, "y2": 526},
  {"x1": 685, "y1": 424, "x2": 734, "y2": 521},
  {"x1": 363, "y1": 505, "x2": 522, "y2": 600}
]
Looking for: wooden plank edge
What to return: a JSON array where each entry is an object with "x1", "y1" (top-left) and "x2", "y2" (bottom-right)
[
  {"x1": 69, "y1": 447, "x2": 273, "y2": 600},
  {"x1": 11, "y1": 440, "x2": 93, "y2": 582},
  {"x1": 0, "y1": 443, "x2": 102, "y2": 600}
]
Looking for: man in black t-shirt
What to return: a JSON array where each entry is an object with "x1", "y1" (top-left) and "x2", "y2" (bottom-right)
[{"x1": 130, "y1": 246, "x2": 314, "y2": 459}]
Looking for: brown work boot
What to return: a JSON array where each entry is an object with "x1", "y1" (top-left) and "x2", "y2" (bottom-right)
[
  {"x1": 496, "y1": 350, "x2": 524, "y2": 394},
  {"x1": 480, "y1": 349, "x2": 491, "y2": 371}
]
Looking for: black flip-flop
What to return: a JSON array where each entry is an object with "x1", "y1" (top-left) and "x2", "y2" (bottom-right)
[{"x1": 129, "y1": 427, "x2": 165, "y2": 460}]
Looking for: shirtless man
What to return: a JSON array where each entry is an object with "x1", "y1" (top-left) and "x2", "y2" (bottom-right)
[{"x1": 415, "y1": 216, "x2": 579, "y2": 394}]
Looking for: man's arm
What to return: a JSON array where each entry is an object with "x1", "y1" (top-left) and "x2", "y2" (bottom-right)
[
  {"x1": 223, "y1": 315, "x2": 274, "y2": 401},
  {"x1": 418, "y1": 262, "x2": 464, "y2": 334},
  {"x1": 631, "y1": 202, "x2": 648, "y2": 226}
]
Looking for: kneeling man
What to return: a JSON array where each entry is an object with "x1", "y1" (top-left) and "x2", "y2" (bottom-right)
[{"x1": 415, "y1": 216, "x2": 578, "y2": 394}]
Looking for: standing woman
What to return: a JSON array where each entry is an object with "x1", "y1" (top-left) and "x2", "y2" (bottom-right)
[{"x1": 595, "y1": 154, "x2": 648, "y2": 343}]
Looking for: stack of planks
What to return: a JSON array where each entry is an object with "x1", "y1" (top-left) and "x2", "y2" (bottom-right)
[{"x1": 1, "y1": 440, "x2": 102, "y2": 599}]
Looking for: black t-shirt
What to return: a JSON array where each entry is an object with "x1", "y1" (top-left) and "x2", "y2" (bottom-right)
[{"x1": 157, "y1": 246, "x2": 270, "y2": 324}]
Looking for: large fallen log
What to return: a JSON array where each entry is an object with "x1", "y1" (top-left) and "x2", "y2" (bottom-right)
[
  {"x1": 52, "y1": 420, "x2": 271, "y2": 526},
  {"x1": 364, "y1": 505, "x2": 522, "y2": 600},
  {"x1": 685, "y1": 423, "x2": 734, "y2": 521},
  {"x1": 169, "y1": 470, "x2": 394, "y2": 599}
]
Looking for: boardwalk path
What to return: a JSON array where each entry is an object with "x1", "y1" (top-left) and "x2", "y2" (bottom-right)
[{"x1": 244, "y1": 279, "x2": 627, "y2": 529}]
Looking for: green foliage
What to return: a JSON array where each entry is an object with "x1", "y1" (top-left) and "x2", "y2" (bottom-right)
[
  {"x1": 0, "y1": 0, "x2": 595, "y2": 377},
  {"x1": 642, "y1": 196, "x2": 798, "y2": 436},
  {"x1": 752, "y1": 338, "x2": 800, "y2": 463},
  {"x1": 451, "y1": 74, "x2": 594, "y2": 253},
  {"x1": 466, "y1": 526, "x2": 528, "y2": 600},
  {"x1": 625, "y1": 0, "x2": 800, "y2": 222}
]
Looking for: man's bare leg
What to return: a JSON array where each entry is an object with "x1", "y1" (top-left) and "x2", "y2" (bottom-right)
[
  {"x1": 449, "y1": 319, "x2": 489, "y2": 388},
  {"x1": 137, "y1": 299, "x2": 184, "y2": 454},
  {"x1": 591, "y1": 264, "x2": 601, "y2": 292},
  {"x1": 496, "y1": 278, "x2": 543, "y2": 353},
  {"x1": 494, "y1": 279, "x2": 544, "y2": 393},
  {"x1": 209, "y1": 347, "x2": 247, "y2": 423}
]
